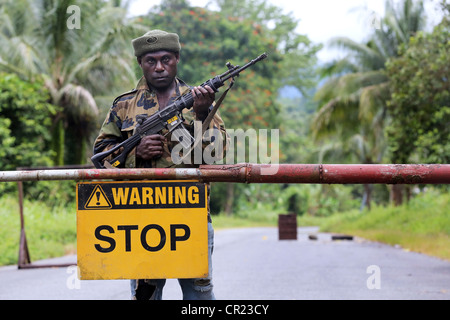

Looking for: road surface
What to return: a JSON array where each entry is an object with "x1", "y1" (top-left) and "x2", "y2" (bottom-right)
[{"x1": 1, "y1": 227, "x2": 449, "y2": 300}]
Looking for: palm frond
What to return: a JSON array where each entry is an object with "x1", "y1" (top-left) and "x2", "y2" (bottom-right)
[
  {"x1": 328, "y1": 37, "x2": 386, "y2": 70},
  {"x1": 0, "y1": 36, "x2": 43, "y2": 78},
  {"x1": 312, "y1": 91, "x2": 360, "y2": 140},
  {"x1": 319, "y1": 56, "x2": 359, "y2": 78},
  {"x1": 60, "y1": 83, "x2": 99, "y2": 121}
]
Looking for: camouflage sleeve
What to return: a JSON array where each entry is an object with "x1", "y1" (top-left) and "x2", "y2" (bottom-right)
[{"x1": 92, "y1": 107, "x2": 126, "y2": 164}]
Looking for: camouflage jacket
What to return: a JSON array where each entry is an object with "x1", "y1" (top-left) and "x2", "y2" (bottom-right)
[{"x1": 93, "y1": 76, "x2": 228, "y2": 169}]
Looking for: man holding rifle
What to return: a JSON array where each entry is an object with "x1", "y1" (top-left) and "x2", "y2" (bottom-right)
[{"x1": 93, "y1": 29, "x2": 227, "y2": 300}]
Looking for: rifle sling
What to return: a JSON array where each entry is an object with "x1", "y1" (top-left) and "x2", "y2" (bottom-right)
[
  {"x1": 202, "y1": 79, "x2": 234, "y2": 134},
  {"x1": 178, "y1": 80, "x2": 234, "y2": 164}
]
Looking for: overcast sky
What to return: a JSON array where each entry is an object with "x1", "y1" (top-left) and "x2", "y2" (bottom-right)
[{"x1": 128, "y1": 0, "x2": 444, "y2": 62}]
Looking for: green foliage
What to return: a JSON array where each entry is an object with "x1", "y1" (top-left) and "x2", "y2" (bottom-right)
[
  {"x1": 146, "y1": 2, "x2": 279, "y2": 81},
  {"x1": 386, "y1": 13, "x2": 450, "y2": 163},
  {"x1": 309, "y1": 189, "x2": 450, "y2": 260},
  {"x1": 144, "y1": 0, "x2": 321, "y2": 215},
  {"x1": 0, "y1": 73, "x2": 79, "y2": 204},
  {"x1": 278, "y1": 95, "x2": 319, "y2": 164},
  {"x1": 0, "y1": 73, "x2": 59, "y2": 170},
  {"x1": 212, "y1": 212, "x2": 277, "y2": 229},
  {"x1": 310, "y1": 0, "x2": 433, "y2": 208},
  {"x1": 210, "y1": 182, "x2": 361, "y2": 219},
  {"x1": 0, "y1": 0, "x2": 447, "y2": 226},
  {"x1": 312, "y1": 0, "x2": 427, "y2": 166},
  {"x1": 144, "y1": 0, "x2": 319, "y2": 131},
  {"x1": 144, "y1": 4, "x2": 278, "y2": 128},
  {"x1": 0, "y1": 0, "x2": 142, "y2": 165}
]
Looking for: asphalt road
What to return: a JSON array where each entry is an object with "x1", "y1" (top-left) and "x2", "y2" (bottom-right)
[{"x1": 1, "y1": 227, "x2": 449, "y2": 300}]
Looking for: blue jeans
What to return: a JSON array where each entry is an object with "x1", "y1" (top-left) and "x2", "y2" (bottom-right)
[{"x1": 131, "y1": 222, "x2": 215, "y2": 300}]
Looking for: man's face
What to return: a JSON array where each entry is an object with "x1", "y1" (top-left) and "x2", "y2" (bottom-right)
[{"x1": 138, "y1": 50, "x2": 179, "y2": 91}]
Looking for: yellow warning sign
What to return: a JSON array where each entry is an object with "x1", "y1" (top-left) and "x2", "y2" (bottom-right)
[{"x1": 84, "y1": 185, "x2": 112, "y2": 209}]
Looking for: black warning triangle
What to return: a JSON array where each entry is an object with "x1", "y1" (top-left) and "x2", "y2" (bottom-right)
[{"x1": 85, "y1": 185, "x2": 112, "y2": 209}]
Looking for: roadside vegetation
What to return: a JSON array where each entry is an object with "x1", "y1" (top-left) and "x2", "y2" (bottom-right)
[
  {"x1": 299, "y1": 189, "x2": 450, "y2": 261},
  {"x1": 0, "y1": 194, "x2": 76, "y2": 266},
  {"x1": 0, "y1": 1, "x2": 449, "y2": 265},
  {"x1": 1, "y1": 187, "x2": 448, "y2": 266}
]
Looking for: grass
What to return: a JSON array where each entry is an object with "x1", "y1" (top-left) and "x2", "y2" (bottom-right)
[
  {"x1": 212, "y1": 209, "x2": 279, "y2": 229},
  {"x1": 0, "y1": 196, "x2": 76, "y2": 266},
  {"x1": 0, "y1": 195, "x2": 278, "y2": 266},
  {"x1": 298, "y1": 190, "x2": 450, "y2": 261},
  {"x1": 1, "y1": 189, "x2": 448, "y2": 266}
]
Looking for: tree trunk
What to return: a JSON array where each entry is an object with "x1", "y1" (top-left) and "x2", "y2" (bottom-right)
[
  {"x1": 224, "y1": 183, "x2": 234, "y2": 216},
  {"x1": 75, "y1": 137, "x2": 87, "y2": 165},
  {"x1": 51, "y1": 118, "x2": 64, "y2": 166},
  {"x1": 391, "y1": 184, "x2": 404, "y2": 206},
  {"x1": 360, "y1": 184, "x2": 372, "y2": 211}
]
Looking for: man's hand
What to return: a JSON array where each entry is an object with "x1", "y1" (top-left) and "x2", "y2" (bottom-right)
[
  {"x1": 136, "y1": 134, "x2": 166, "y2": 160},
  {"x1": 192, "y1": 85, "x2": 215, "y2": 120}
]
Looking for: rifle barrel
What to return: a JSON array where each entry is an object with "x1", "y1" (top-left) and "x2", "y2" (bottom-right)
[{"x1": 221, "y1": 53, "x2": 268, "y2": 82}]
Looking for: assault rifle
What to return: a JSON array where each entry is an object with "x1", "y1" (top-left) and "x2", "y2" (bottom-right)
[{"x1": 91, "y1": 53, "x2": 268, "y2": 169}]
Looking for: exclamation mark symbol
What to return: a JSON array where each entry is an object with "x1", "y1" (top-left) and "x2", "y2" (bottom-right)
[{"x1": 96, "y1": 191, "x2": 101, "y2": 206}]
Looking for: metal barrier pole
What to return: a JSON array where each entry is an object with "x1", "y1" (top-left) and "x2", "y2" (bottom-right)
[
  {"x1": 17, "y1": 181, "x2": 31, "y2": 268},
  {"x1": 14, "y1": 165, "x2": 93, "y2": 269}
]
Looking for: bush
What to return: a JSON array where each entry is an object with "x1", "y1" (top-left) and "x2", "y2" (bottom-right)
[
  {"x1": 0, "y1": 73, "x2": 64, "y2": 202},
  {"x1": 0, "y1": 73, "x2": 59, "y2": 171}
]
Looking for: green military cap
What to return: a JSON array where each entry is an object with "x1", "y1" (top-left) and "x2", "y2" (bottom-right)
[{"x1": 132, "y1": 29, "x2": 181, "y2": 57}]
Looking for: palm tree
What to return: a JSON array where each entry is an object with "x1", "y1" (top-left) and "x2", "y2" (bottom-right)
[
  {"x1": 311, "y1": 0, "x2": 426, "y2": 208},
  {"x1": 0, "y1": 0, "x2": 143, "y2": 164}
]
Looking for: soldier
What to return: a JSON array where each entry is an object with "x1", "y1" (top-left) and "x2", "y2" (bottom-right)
[{"x1": 93, "y1": 29, "x2": 228, "y2": 300}]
